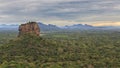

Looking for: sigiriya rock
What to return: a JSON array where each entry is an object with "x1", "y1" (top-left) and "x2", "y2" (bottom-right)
[{"x1": 18, "y1": 22, "x2": 40, "y2": 37}]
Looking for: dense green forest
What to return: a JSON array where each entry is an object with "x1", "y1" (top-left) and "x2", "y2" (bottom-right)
[{"x1": 0, "y1": 30, "x2": 120, "y2": 68}]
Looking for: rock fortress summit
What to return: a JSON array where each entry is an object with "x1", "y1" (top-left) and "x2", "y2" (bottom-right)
[{"x1": 18, "y1": 22, "x2": 40, "y2": 37}]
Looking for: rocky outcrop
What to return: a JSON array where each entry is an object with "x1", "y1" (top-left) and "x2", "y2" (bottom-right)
[{"x1": 18, "y1": 22, "x2": 40, "y2": 37}]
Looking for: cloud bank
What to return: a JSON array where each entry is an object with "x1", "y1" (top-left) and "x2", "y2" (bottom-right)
[{"x1": 0, "y1": 0, "x2": 120, "y2": 26}]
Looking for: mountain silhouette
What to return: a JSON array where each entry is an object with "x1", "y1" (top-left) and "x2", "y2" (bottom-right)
[
  {"x1": 0, "y1": 22, "x2": 120, "y2": 31},
  {"x1": 37, "y1": 22, "x2": 61, "y2": 31}
]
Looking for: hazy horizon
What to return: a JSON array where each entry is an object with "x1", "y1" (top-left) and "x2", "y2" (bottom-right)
[{"x1": 1, "y1": 21, "x2": 120, "y2": 27}]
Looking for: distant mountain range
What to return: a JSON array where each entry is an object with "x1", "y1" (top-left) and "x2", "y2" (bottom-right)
[
  {"x1": 62, "y1": 24, "x2": 94, "y2": 30},
  {"x1": 0, "y1": 22, "x2": 120, "y2": 31},
  {"x1": 0, "y1": 24, "x2": 19, "y2": 31},
  {"x1": 0, "y1": 23, "x2": 61, "y2": 31},
  {"x1": 38, "y1": 22, "x2": 60, "y2": 31}
]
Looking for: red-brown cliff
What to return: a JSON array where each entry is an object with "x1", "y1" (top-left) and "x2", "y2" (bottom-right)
[{"x1": 18, "y1": 22, "x2": 40, "y2": 37}]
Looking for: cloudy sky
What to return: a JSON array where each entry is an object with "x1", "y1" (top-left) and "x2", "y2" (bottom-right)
[{"x1": 0, "y1": 0, "x2": 120, "y2": 26}]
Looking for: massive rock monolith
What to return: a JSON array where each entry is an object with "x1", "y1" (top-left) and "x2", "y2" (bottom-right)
[{"x1": 18, "y1": 22, "x2": 40, "y2": 37}]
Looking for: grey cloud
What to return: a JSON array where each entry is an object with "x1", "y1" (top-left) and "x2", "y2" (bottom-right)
[{"x1": 0, "y1": 0, "x2": 119, "y2": 24}]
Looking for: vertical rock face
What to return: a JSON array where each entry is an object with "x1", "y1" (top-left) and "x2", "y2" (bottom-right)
[{"x1": 18, "y1": 22, "x2": 40, "y2": 37}]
